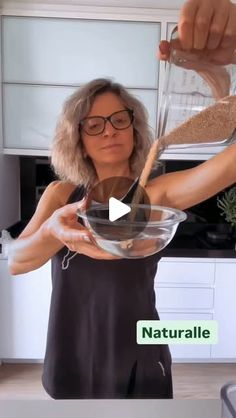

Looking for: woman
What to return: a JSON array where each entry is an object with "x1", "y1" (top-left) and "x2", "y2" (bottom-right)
[{"x1": 8, "y1": 0, "x2": 236, "y2": 399}]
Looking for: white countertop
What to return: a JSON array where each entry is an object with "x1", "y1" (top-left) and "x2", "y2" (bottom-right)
[{"x1": 0, "y1": 399, "x2": 221, "y2": 418}]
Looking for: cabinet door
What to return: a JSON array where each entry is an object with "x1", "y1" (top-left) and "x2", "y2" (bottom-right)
[
  {"x1": 159, "y1": 312, "x2": 212, "y2": 359},
  {"x1": 155, "y1": 259, "x2": 214, "y2": 360},
  {"x1": 3, "y1": 17, "x2": 160, "y2": 88},
  {"x1": 3, "y1": 17, "x2": 160, "y2": 151},
  {"x1": 155, "y1": 287, "x2": 214, "y2": 310},
  {"x1": 211, "y1": 262, "x2": 236, "y2": 359},
  {"x1": 3, "y1": 85, "x2": 157, "y2": 150},
  {"x1": 156, "y1": 260, "x2": 215, "y2": 286},
  {"x1": 0, "y1": 260, "x2": 51, "y2": 359}
]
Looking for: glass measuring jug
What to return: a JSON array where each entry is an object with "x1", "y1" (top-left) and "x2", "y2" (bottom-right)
[{"x1": 158, "y1": 26, "x2": 236, "y2": 149}]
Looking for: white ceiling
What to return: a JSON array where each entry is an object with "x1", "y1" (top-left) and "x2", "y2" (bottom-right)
[
  {"x1": 0, "y1": 0, "x2": 186, "y2": 9},
  {"x1": 1, "y1": 0, "x2": 236, "y2": 9}
]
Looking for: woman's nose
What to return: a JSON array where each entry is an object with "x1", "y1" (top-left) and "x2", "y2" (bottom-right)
[{"x1": 102, "y1": 120, "x2": 117, "y2": 137}]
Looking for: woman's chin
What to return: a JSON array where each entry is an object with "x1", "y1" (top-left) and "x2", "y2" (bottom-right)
[{"x1": 95, "y1": 155, "x2": 131, "y2": 166}]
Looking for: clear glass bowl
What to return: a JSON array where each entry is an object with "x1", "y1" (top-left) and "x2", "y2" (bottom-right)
[{"x1": 78, "y1": 204, "x2": 187, "y2": 258}]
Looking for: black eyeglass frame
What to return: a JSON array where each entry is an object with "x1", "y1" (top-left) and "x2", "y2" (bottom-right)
[{"x1": 79, "y1": 108, "x2": 134, "y2": 136}]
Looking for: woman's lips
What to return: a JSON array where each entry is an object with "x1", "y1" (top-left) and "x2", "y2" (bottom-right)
[{"x1": 101, "y1": 144, "x2": 122, "y2": 150}]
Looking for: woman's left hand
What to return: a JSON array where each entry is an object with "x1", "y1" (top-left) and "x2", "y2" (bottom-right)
[{"x1": 158, "y1": 0, "x2": 236, "y2": 65}]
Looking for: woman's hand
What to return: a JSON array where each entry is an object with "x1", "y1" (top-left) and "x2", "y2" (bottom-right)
[
  {"x1": 158, "y1": 0, "x2": 236, "y2": 65},
  {"x1": 46, "y1": 199, "x2": 120, "y2": 260}
]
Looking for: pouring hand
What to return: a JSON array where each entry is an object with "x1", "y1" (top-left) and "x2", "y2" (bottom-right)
[{"x1": 158, "y1": 0, "x2": 236, "y2": 65}]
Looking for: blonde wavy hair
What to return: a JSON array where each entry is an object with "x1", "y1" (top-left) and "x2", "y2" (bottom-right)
[{"x1": 51, "y1": 78, "x2": 154, "y2": 186}]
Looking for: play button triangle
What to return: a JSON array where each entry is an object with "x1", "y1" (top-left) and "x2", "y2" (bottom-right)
[{"x1": 109, "y1": 197, "x2": 131, "y2": 222}]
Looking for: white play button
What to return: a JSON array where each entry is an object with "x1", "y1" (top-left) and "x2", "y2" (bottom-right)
[
  {"x1": 82, "y1": 177, "x2": 151, "y2": 240},
  {"x1": 109, "y1": 197, "x2": 131, "y2": 222}
]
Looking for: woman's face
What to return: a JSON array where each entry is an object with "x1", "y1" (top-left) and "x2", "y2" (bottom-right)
[{"x1": 80, "y1": 92, "x2": 134, "y2": 168}]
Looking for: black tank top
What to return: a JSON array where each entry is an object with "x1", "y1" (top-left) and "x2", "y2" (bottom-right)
[{"x1": 42, "y1": 186, "x2": 173, "y2": 399}]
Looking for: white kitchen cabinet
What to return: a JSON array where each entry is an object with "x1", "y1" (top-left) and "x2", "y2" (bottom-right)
[
  {"x1": 156, "y1": 287, "x2": 214, "y2": 310},
  {"x1": 156, "y1": 259, "x2": 215, "y2": 286},
  {"x1": 0, "y1": 257, "x2": 236, "y2": 361},
  {"x1": 3, "y1": 85, "x2": 157, "y2": 150},
  {"x1": 0, "y1": 259, "x2": 51, "y2": 360},
  {"x1": 3, "y1": 84, "x2": 74, "y2": 150},
  {"x1": 155, "y1": 258, "x2": 215, "y2": 360},
  {"x1": 159, "y1": 312, "x2": 212, "y2": 359},
  {"x1": 2, "y1": 16, "x2": 160, "y2": 151},
  {"x1": 2, "y1": 14, "x2": 226, "y2": 157},
  {"x1": 211, "y1": 262, "x2": 236, "y2": 360},
  {"x1": 2, "y1": 17, "x2": 160, "y2": 88},
  {"x1": 155, "y1": 258, "x2": 236, "y2": 361}
]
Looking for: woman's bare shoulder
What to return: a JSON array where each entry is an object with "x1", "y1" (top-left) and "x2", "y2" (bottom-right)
[
  {"x1": 49, "y1": 180, "x2": 77, "y2": 206},
  {"x1": 18, "y1": 181, "x2": 77, "y2": 239}
]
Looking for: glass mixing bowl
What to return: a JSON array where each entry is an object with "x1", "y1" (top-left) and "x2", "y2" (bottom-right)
[{"x1": 78, "y1": 204, "x2": 187, "y2": 258}]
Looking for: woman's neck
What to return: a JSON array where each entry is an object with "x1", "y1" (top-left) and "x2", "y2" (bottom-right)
[
  {"x1": 95, "y1": 163, "x2": 133, "y2": 182},
  {"x1": 91, "y1": 162, "x2": 135, "y2": 203}
]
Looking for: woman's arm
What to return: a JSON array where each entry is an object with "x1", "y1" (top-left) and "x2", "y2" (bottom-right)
[
  {"x1": 7, "y1": 181, "x2": 70, "y2": 274},
  {"x1": 8, "y1": 181, "x2": 120, "y2": 275},
  {"x1": 147, "y1": 143, "x2": 236, "y2": 210}
]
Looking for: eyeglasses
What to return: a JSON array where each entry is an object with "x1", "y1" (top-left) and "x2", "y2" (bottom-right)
[{"x1": 79, "y1": 109, "x2": 134, "y2": 136}]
